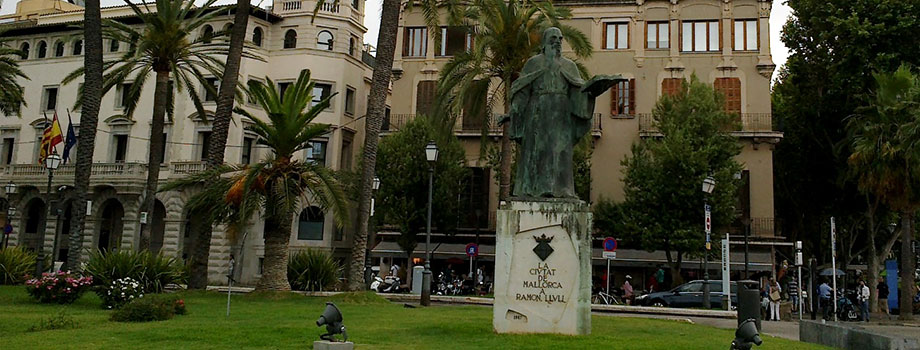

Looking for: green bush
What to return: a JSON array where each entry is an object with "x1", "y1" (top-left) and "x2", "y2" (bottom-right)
[
  {"x1": 110, "y1": 294, "x2": 186, "y2": 322},
  {"x1": 83, "y1": 250, "x2": 185, "y2": 294},
  {"x1": 287, "y1": 249, "x2": 341, "y2": 291},
  {"x1": 0, "y1": 246, "x2": 37, "y2": 285},
  {"x1": 27, "y1": 309, "x2": 76, "y2": 332}
]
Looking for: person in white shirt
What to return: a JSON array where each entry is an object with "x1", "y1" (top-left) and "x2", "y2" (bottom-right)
[{"x1": 857, "y1": 279, "x2": 870, "y2": 322}]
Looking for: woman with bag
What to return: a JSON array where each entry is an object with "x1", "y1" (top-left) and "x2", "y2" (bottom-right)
[{"x1": 768, "y1": 278, "x2": 782, "y2": 321}]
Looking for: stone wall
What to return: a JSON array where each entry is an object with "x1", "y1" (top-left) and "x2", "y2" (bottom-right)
[{"x1": 800, "y1": 320, "x2": 920, "y2": 350}]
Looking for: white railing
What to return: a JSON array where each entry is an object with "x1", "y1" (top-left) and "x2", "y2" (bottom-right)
[
  {"x1": 320, "y1": 1, "x2": 340, "y2": 13},
  {"x1": 281, "y1": 1, "x2": 302, "y2": 11},
  {"x1": 170, "y1": 161, "x2": 208, "y2": 175},
  {"x1": 2, "y1": 162, "x2": 147, "y2": 178}
]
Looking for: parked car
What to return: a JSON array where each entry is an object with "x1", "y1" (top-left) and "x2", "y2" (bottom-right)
[{"x1": 637, "y1": 280, "x2": 751, "y2": 309}]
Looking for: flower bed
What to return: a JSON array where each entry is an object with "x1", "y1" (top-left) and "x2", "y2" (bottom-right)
[{"x1": 24, "y1": 271, "x2": 93, "y2": 304}]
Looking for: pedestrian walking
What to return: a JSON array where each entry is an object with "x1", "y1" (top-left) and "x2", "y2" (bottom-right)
[
  {"x1": 877, "y1": 277, "x2": 890, "y2": 319},
  {"x1": 818, "y1": 280, "x2": 833, "y2": 320},
  {"x1": 622, "y1": 275, "x2": 634, "y2": 305},
  {"x1": 857, "y1": 280, "x2": 870, "y2": 322},
  {"x1": 768, "y1": 278, "x2": 782, "y2": 321},
  {"x1": 787, "y1": 275, "x2": 799, "y2": 312}
]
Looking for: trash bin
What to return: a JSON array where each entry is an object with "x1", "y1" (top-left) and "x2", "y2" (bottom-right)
[
  {"x1": 737, "y1": 280, "x2": 761, "y2": 332},
  {"x1": 411, "y1": 266, "x2": 424, "y2": 294}
]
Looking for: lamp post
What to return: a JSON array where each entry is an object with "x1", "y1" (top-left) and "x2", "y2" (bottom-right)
[
  {"x1": 365, "y1": 176, "x2": 381, "y2": 289},
  {"x1": 421, "y1": 141, "x2": 438, "y2": 306},
  {"x1": 702, "y1": 175, "x2": 716, "y2": 309},
  {"x1": 3, "y1": 181, "x2": 15, "y2": 249},
  {"x1": 36, "y1": 154, "x2": 62, "y2": 275}
]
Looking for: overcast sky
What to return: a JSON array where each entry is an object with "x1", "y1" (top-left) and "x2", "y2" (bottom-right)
[{"x1": 2, "y1": 0, "x2": 792, "y2": 80}]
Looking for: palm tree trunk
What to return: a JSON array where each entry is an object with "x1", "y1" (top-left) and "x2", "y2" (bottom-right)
[
  {"x1": 66, "y1": 0, "x2": 103, "y2": 270},
  {"x1": 899, "y1": 211, "x2": 915, "y2": 320},
  {"x1": 187, "y1": 0, "x2": 251, "y2": 290},
  {"x1": 499, "y1": 79, "x2": 512, "y2": 200},
  {"x1": 256, "y1": 212, "x2": 293, "y2": 291},
  {"x1": 138, "y1": 70, "x2": 169, "y2": 251},
  {"x1": 347, "y1": 0, "x2": 400, "y2": 291}
]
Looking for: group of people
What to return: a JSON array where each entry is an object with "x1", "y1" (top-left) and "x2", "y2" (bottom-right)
[{"x1": 816, "y1": 277, "x2": 891, "y2": 322}]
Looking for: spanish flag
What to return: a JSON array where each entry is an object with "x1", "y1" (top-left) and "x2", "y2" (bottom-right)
[{"x1": 39, "y1": 112, "x2": 64, "y2": 165}]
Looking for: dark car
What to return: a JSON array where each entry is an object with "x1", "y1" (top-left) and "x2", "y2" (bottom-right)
[{"x1": 637, "y1": 280, "x2": 747, "y2": 309}]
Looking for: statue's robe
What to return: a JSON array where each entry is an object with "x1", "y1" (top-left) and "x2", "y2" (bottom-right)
[{"x1": 508, "y1": 53, "x2": 594, "y2": 198}]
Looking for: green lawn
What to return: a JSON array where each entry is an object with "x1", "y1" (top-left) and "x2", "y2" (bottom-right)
[{"x1": 0, "y1": 286, "x2": 827, "y2": 350}]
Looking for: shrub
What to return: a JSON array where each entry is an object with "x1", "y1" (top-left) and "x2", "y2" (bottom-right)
[
  {"x1": 110, "y1": 294, "x2": 186, "y2": 322},
  {"x1": 0, "y1": 246, "x2": 37, "y2": 285},
  {"x1": 83, "y1": 250, "x2": 185, "y2": 294},
  {"x1": 99, "y1": 277, "x2": 145, "y2": 309},
  {"x1": 24, "y1": 271, "x2": 93, "y2": 304},
  {"x1": 287, "y1": 249, "x2": 341, "y2": 291},
  {"x1": 27, "y1": 308, "x2": 76, "y2": 332}
]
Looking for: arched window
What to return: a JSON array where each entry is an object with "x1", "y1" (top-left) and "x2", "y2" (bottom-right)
[
  {"x1": 109, "y1": 39, "x2": 120, "y2": 52},
  {"x1": 19, "y1": 42, "x2": 30, "y2": 59},
  {"x1": 297, "y1": 206, "x2": 324, "y2": 240},
  {"x1": 72, "y1": 39, "x2": 83, "y2": 55},
  {"x1": 252, "y1": 27, "x2": 263, "y2": 47},
  {"x1": 54, "y1": 41, "x2": 65, "y2": 57},
  {"x1": 317, "y1": 30, "x2": 333, "y2": 51},
  {"x1": 223, "y1": 23, "x2": 233, "y2": 35},
  {"x1": 283, "y1": 29, "x2": 297, "y2": 49},
  {"x1": 36, "y1": 41, "x2": 47, "y2": 58},
  {"x1": 201, "y1": 25, "x2": 214, "y2": 44}
]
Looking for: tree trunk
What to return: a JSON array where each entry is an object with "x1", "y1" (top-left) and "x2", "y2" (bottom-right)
[
  {"x1": 499, "y1": 122, "x2": 511, "y2": 200},
  {"x1": 256, "y1": 212, "x2": 293, "y2": 291},
  {"x1": 899, "y1": 211, "x2": 915, "y2": 320},
  {"x1": 186, "y1": 0, "x2": 251, "y2": 290},
  {"x1": 347, "y1": 0, "x2": 400, "y2": 291},
  {"x1": 65, "y1": 0, "x2": 103, "y2": 271},
  {"x1": 138, "y1": 70, "x2": 169, "y2": 251},
  {"x1": 868, "y1": 240, "x2": 880, "y2": 313}
]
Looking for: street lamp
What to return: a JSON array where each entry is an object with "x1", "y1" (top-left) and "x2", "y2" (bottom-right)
[
  {"x1": 35, "y1": 154, "x2": 62, "y2": 275},
  {"x1": 372, "y1": 176, "x2": 381, "y2": 191},
  {"x1": 702, "y1": 175, "x2": 715, "y2": 309},
  {"x1": 4, "y1": 181, "x2": 16, "y2": 195},
  {"x1": 366, "y1": 176, "x2": 381, "y2": 289},
  {"x1": 421, "y1": 141, "x2": 438, "y2": 307},
  {"x1": 2, "y1": 181, "x2": 14, "y2": 249}
]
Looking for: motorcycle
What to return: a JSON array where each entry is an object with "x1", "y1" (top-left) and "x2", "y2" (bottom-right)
[
  {"x1": 836, "y1": 289, "x2": 860, "y2": 322},
  {"x1": 370, "y1": 275, "x2": 403, "y2": 293}
]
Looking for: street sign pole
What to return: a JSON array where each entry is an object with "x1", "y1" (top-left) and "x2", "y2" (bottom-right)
[
  {"x1": 722, "y1": 234, "x2": 731, "y2": 310},
  {"x1": 831, "y1": 217, "x2": 837, "y2": 322},
  {"x1": 606, "y1": 258, "x2": 610, "y2": 295},
  {"x1": 602, "y1": 237, "x2": 617, "y2": 296}
]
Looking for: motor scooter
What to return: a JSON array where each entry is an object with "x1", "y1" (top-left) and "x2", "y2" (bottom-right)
[{"x1": 370, "y1": 275, "x2": 402, "y2": 293}]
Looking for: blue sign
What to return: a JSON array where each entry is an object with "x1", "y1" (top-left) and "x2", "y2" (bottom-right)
[
  {"x1": 3, "y1": 224, "x2": 11, "y2": 234},
  {"x1": 465, "y1": 243, "x2": 478, "y2": 257},
  {"x1": 603, "y1": 237, "x2": 617, "y2": 252}
]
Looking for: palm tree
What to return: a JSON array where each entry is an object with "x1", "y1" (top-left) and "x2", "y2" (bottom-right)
[
  {"x1": 848, "y1": 64, "x2": 920, "y2": 320},
  {"x1": 63, "y1": 0, "x2": 230, "y2": 252},
  {"x1": 164, "y1": 69, "x2": 349, "y2": 291},
  {"x1": 0, "y1": 32, "x2": 28, "y2": 117},
  {"x1": 64, "y1": 0, "x2": 104, "y2": 270},
  {"x1": 431, "y1": 0, "x2": 592, "y2": 200},
  {"x1": 187, "y1": 0, "x2": 254, "y2": 290}
]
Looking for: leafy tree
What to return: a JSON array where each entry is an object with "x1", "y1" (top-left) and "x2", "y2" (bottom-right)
[
  {"x1": 0, "y1": 32, "x2": 28, "y2": 117},
  {"x1": 606, "y1": 76, "x2": 741, "y2": 284},
  {"x1": 375, "y1": 117, "x2": 469, "y2": 284},
  {"x1": 164, "y1": 69, "x2": 349, "y2": 291},
  {"x1": 847, "y1": 64, "x2": 920, "y2": 319}
]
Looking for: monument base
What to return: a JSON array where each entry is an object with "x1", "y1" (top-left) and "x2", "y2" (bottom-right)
[
  {"x1": 493, "y1": 199, "x2": 592, "y2": 335},
  {"x1": 312, "y1": 340, "x2": 354, "y2": 350}
]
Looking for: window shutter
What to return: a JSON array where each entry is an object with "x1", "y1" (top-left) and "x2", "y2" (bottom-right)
[
  {"x1": 610, "y1": 83, "x2": 618, "y2": 115},
  {"x1": 402, "y1": 27, "x2": 409, "y2": 56},
  {"x1": 602, "y1": 24, "x2": 607, "y2": 50},
  {"x1": 629, "y1": 79, "x2": 636, "y2": 115},
  {"x1": 416, "y1": 81, "x2": 436, "y2": 116}
]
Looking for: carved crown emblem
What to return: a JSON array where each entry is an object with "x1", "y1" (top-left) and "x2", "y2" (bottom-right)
[{"x1": 533, "y1": 234, "x2": 554, "y2": 261}]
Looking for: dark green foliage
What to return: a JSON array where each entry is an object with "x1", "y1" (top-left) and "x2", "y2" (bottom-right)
[
  {"x1": 0, "y1": 32, "x2": 28, "y2": 117},
  {"x1": 574, "y1": 135, "x2": 593, "y2": 202},
  {"x1": 83, "y1": 250, "x2": 185, "y2": 294},
  {"x1": 27, "y1": 309, "x2": 76, "y2": 332},
  {"x1": 287, "y1": 249, "x2": 341, "y2": 291},
  {"x1": 110, "y1": 294, "x2": 186, "y2": 322},
  {"x1": 0, "y1": 247, "x2": 36, "y2": 285}
]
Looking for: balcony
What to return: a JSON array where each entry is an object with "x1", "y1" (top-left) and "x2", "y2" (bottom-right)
[
  {"x1": 276, "y1": 0, "x2": 355, "y2": 18},
  {"x1": 638, "y1": 113, "x2": 782, "y2": 140},
  {"x1": 0, "y1": 162, "x2": 148, "y2": 191},
  {"x1": 170, "y1": 161, "x2": 208, "y2": 176},
  {"x1": 382, "y1": 113, "x2": 604, "y2": 137}
]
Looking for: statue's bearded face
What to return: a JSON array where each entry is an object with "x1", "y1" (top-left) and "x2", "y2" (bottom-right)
[{"x1": 544, "y1": 29, "x2": 563, "y2": 57}]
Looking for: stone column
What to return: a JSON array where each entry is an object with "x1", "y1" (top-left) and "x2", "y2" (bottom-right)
[{"x1": 207, "y1": 223, "x2": 232, "y2": 285}]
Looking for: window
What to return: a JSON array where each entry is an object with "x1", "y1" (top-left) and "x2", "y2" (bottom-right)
[
  {"x1": 611, "y1": 79, "x2": 635, "y2": 116},
  {"x1": 714, "y1": 77, "x2": 741, "y2": 113},
  {"x1": 306, "y1": 140, "x2": 327, "y2": 165},
  {"x1": 416, "y1": 80, "x2": 436, "y2": 116},
  {"x1": 646, "y1": 21, "x2": 669, "y2": 49},
  {"x1": 403, "y1": 27, "x2": 427, "y2": 57},
  {"x1": 252, "y1": 27, "x2": 263, "y2": 47},
  {"x1": 681, "y1": 20, "x2": 720, "y2": 52},
  {"x1": 437, "y1": 26, "x2": 471, "y2": 56},
  {"x1": 201, "y1": 25, "x2": 214, "y2": 44},
  {"x1": 278, "y1": 82, "x2": 292, "y2": 102},
  {"x1": 604, "y1": 22, "x2": 629, "y2": 49},
  {"x1": 317, "y1": 30, "x2": 334, "y2": 51},
  {"x1": 159, "y1": 133, "x2": 167, "y2": 164},
  {"x1": 54, "y1": 41, "x2": 65, "y2": 57},
  {"x1": 109, "y1": 39, "x2": 120, "y2": 52},
  {"x1": 43, "y1": 87, "x2": 58, "y2": 112},
  {"x1": 166, "y1": 81, "x2": 175, "y2": 118},
  {"x1": 733, "y1": 19, "x2": 758, "y2": 51},
  {"x1": 344, "y1": 87, "x2": 356, "y2": 116},
  {"x1": 19, "y1": 42, "x2": 30, "y2": 59},
  {"x1": 297, "y1": 207, "x2": 324, "y2": 240},
  {"x1": 351, "y1": 0, "x2": 359, "y2": 10},
  {"x1": 349, "y1": 37, "x2": 356, "y2": 56},
  {"x1": 283, "y1": 29, "x2": 297, "y2": 49},
  {"x1": 116, "y1": 83, "x2": 133, "y2": 108},
  {"x1": 198, "y1": 131, "x2": 212, "y2": 160},
  {"x1": 112, "y1": 134, "x2": 128, "y2": 162},
  {"x1": 247, "y1": 79, "x2": 260, "y2": 104},
  {"x1": 340, "y1": 137, "x2": 353, "y2": 170},
  {"x1": 204, "y1": 78, "x2": 219, "y2": 102},
  {"x1": 677, "y1": 282, "x2": 702, "y2": 293},
  {"x1": 1, "y1": 138, "x2": 15, "y2": 165},
  {"x1": 72, "y1": 40, "x2": 83, "y2": 55},
  {"x1": 312, "y1": 83, "x2": 332, "y2": 108},
  {"x1": 661, "y1": 78, "x2": 683, "y2": 97},
  {"x1": 37, "y1": 41, "x2": 47, "y2": 58},
  {"x1": 241, "y1": 137, "x2": 254, "y2": 164}
]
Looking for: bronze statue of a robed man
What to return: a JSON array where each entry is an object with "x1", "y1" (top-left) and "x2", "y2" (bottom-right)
[{"x1": 505, "y1": 27, "x2": 619, "y2": 199}]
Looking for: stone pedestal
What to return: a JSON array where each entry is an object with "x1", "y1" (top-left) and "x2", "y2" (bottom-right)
[
  {"x1": 312, "y1": 340, "x2": 354, "y2": 350},
  {"x1": 493, "y1": 200, "x2": 592, "y2": 335}
]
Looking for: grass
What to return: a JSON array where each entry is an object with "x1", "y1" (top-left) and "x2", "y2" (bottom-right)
[{"x1": 0, "y1": 286, "x2": 828, "y2": 349}]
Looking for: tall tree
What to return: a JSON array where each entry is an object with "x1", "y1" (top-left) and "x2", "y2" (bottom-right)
[
  {"x1": 848, "y1": 64, "x2": 920, "y2": 320},
  {"x1": 64, "y1": 0, "x2": 227, "y2": 253},
  {"x1": 187, "y1": 0, "x2": 253, "y2": 290},
  {"x1": 347, "y1": 0, "x2": 401, "y2": 291},
  {"x1": 0, "y1": 32, "x2": 28, "y2": 117},
  {"x1": 610, "y1": 76, "x2": 742, "y2": 284},
  {"x1": 165, "y1": 69, "x2": 349, "y2": 291},
  {"x1": 63, "y1": 0, "x2": 103, "y2": 270}
]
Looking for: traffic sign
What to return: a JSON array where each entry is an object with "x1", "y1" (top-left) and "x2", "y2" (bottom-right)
[
  {"x1": 465, "y1": 243, "x2": 479, "y2": 257},
  {"x1": 603, "y1": 237, "x2": 617, "y2": 252},
  {"x1": 603, "y1": 251, "x2": 617, "y2": 259},
  {"x1": 704, "y1": 204, "x2": 711, "y2": 235}
]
